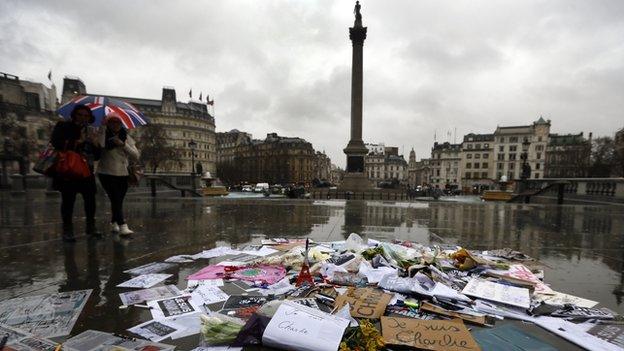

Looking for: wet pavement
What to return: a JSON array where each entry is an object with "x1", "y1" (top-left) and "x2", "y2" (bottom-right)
[{"x1": 1, "y1": 193, "x2": 624, "y2": 349}]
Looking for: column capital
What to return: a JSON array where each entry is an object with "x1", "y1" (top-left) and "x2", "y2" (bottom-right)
[{"x1": 349, "y1": 27, "x2": 367, "y2": 44}]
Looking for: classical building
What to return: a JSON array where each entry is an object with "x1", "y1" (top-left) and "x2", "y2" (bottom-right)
[
  {"x1": 314, "y1": 151, "x2": 332, "y2": 181},
  {"x1": 430, "y1": 142, "x2": 461, "y2": 189},
  {"x1": 545, "y1": 133, "x2": 591, "y2": 178},
  {"x1": 330, "y1": 164, "x2": 345, "y2": 185},
  {"x1": 364, "y1": 144, "x2": 408, "y2": 185},
  {"x1": 493, "y1": 117, "x2": 550, "y2": 181},
  {"x1": 217, "y1": 132, "x2": 322, "y2": 185},
  {"x1": 61, "y1": 77, "x2": 216, "y2": 174},
  {"x1": 460, "y1": 133, "x2": 495, "y2": 192},
  {"x1": 0, "y1": 72, "x2": 58, "y2": 184}
]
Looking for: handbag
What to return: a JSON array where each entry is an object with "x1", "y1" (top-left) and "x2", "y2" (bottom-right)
[
  {"x1": 127, "y1": 164, "x2": 144, "y2": 186},
  {"x1": 56, "y1": 150, "x2": 91, "y2": 179},
  {"x1": 32, "y1": 145, "x2": 58, "y2": 176}
]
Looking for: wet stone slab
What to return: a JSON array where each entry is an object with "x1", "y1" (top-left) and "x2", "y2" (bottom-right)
[{"x1": 0, "y1": 194, "x2": 623, "y2": 349}]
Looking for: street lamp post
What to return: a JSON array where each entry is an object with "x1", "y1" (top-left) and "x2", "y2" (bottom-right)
[
  {"x1": 520, "y1": 137, "x2": 531, "y2": 197},
  {"x1": 188, "y1": 139, "x2": 197, "y2": 190}
]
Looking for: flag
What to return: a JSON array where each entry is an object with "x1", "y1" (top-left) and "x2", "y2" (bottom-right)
[
  {"x1": 199, "y1": 92, "x2": 202, "y2": 101},
  {"x1": 189, "y1": 89, "x2": 192, "y2": 98},
  {"x1": 47, "y1": 70, "x2": 52, "y2": 81}
]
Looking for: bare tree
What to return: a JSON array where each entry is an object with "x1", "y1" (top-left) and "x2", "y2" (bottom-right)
[
  {"x1": 588, "y1": 137, "x2": 616, "y2": 177},
  {"x1": 136, "y1": 124, "x2": 180, "y2": 173}
]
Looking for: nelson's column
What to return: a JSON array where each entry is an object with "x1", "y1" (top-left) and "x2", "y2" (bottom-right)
[{"x1": 339, "y1": 1, "x2": 373, "y2": 192}]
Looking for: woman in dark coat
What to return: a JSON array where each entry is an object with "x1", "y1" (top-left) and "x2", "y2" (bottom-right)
[{"x1": 50, "y1": 105, "x2": 101, "y2": 242}]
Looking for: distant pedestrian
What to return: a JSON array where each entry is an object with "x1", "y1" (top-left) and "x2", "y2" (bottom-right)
[
  {"x1": 97, "y1": 112, "x2": 140, "y2": 235},
  {"x1": 50, "y1": 105, "x2": 101, "y2": 242}
]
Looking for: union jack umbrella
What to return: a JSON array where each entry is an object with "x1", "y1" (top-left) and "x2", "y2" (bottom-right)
[{"x1": 57, "y1": 95, "x2": 149, "y2": 129}]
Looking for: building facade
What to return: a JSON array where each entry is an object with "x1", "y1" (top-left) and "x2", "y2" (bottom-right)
[
  {"x1": 364, "y1": 144, "x2": 408, "y2": 185},
  {"x1": 545, "y1": 133, "x2": 591, "y2": 178},
  {"x1": 1, "y1": 72, "x2": 58, "y2": 184},
  {"x1": 430, "y1": 142, "x2": 461, "y2": 190},
  {"x1": 217, "y1": 132, "x2": 322, "y2": 185},
  {"x1": 460, "y1": 133, "x2": 495, "y2": 192},
  {"x1": 61, "y1": 78, "x2": 216, "y2": 174},
  {"x1": 493, "y1": 117, "x2": 550, "y2": 181}
]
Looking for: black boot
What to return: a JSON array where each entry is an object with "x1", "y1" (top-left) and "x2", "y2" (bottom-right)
[
  {"x1": 86, "y1": 220, "x2": 101, "y2": 237},
  {"x1": 62, "y1": 222, "x2": 76, "y2": 243}
]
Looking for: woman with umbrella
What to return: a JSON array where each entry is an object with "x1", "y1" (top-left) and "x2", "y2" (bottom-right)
[
  {"x1": 97, "y1": 112, "x2": 140, "y2": 235},
  {"x1": 50, "y1": 105, "x2": 101, "y2": 242},
  {"x1": 56, "y1": 95, "x2": 148, "y2": 240}
]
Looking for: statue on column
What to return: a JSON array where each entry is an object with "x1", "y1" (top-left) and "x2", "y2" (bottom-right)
[{"x1": 354, "y1": 1, "x2": 362, "y2": 26}]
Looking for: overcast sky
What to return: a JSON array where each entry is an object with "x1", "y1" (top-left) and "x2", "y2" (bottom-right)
[{"x1": 2, "y1": 0, "x2": 623, "y2": 167}]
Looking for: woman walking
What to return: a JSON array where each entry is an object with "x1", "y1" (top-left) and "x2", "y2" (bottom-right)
[
  {"x1": 97, "y1": 112, "x2": 140, "y2": 235},
  {"x1": 51, "y1": 105, "x2": 101, "y2": 242}
]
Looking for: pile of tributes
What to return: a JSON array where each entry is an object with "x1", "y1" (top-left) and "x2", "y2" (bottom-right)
[{"x1": 1, "y1": 234, "x2": 622, "y2": 351}]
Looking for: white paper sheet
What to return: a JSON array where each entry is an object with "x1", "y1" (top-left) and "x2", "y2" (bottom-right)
[
  {"x1": 119, "y1": 285, "x2": 182, "y2": 305},
  {"x1": 216, "y1": 261, "x2": 247, "y2": 266},
  {"x1": 187, "y1": 279, "x2": 225, "y2": 290},
  {"x1": 259, "y1": 278, "x2": 296, "y2": 296},
  {"x1": 242, "y1": 246, "x2": 279, "y2": 257},
  {"x1": 192, "y1": 247, "x2": 242, "y2": 260},
  {"x1": 262, "y1": 300, "x2": 349, "y2": 351},
  {"x1": 117, "y1": 274, "x2": 172, "y2": 289},
  {"x1": 128, "y1": 319, "x2": 185, "y2": 342},
  {"x1": 357, "y1": 261, "x2": 397, "y2": 283},
  {"x1": 190, "y1": 285, "x2": 230, "y2": 306},
  {"x1": 147, "y1": 295, "x2": 202, "y2": 320},
  {"x1": 462, "y1": 278, "x2": 531, "y2": 309},
  {"x1": 534, "y1": 291, "x2": 598, "y2": 308},
  {"x1": 534, "y1": 316, "x2": 622, "y2": 351},
  {"x1": 124, "y1": 262, "x2": 176, "y2": 275},
  {"x1": 165, "y1": 255, "x2": 196, "y2": 263},
  {"x1": 169, "y1": 314, "x2": 203, "y2": 339}
]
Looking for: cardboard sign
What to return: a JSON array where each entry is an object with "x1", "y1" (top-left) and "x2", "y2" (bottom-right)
[
  {"x1": 334, "y1": 287, "x2": 393, "y2": 318},
  {"x1": 420, "y1": 302, "x2": 489, "y2": 326},
  {"x1": 381, "y1": 316, "x2": 481, "y2": 351}
]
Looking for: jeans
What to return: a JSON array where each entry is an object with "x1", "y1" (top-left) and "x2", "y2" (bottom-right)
[
  {"x1": 60, "y1": 176, "x2": 97, "y2": 230},
  {"x1": 98, "y1": 174, "x2": 129, "y2": 225}
]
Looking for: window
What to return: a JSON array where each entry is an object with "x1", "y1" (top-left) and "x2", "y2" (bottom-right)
[
  {"x1": 510, "y1": 146, "x2": 517, "y2": 152},
  {"x1": 498, "y1": 154, "x2": 505, "y2": 160},
  {"x1": 482, "y1": 163, "x2": 488, "y2": 169},
  {"x1": 536, "y1": 163, "x2": 541, "y2": 170},
  {"x1": 537, "y1": 152, "x2": 542, "y2": 159},
  {"x1": 538, "y1": 137, "x2": 543, "y2": 142},
  {"x1": 510, "y1": 137, "x2": 518, "y2": 143},
  {"x1": 499, "y1": 145, "x2": 504, "y2": 152},
  {"x1": 465, "y1": 172, "x2": 471, "y2": 179},
  {"x1": 475, "y1": 144, "x2": 481, "y2": 149},
  {"x1": 436, "y1": 170, "x2": 440, "y2": 176},
  {"x1": 509, "y1": 154, "x2": 517, "y2": 160},
  {"x1": 500, "y1": 137, "x2": 505, "y2": 143},
  {"x1": 510, "y1": 163, "x2": 515, "y2": 170},
  {"x1": 483, "y1": 153, "x2": 489, "y2": 158},
  {"x1": 467, "y1": 144, "x2": 473, "y2": 149},
  {"x1": 467, "y1": 154, "x2": 472, "y2": 159},
  {"x1": 481, "y1": 172, "x2": 488, "y2": 178},
  {"x1": 474, "y1": 163, "x2": 480, "y2": 169},
  {"x1": 484, "y1": 143, "x2": 489, "y2": 148},
  {"x1": 508, "y1": 171, "x2": 514, "y2": 180},
  {"x1": 536, "y1": 145, "x2": 544, "y2": 151},
  {"x1": 498, "y1": 163, "x2": 503, "y2": 170},
  {"x1": 466, "y1": 163, "x2": 472, "y2": 169},
  {"x1": 497, "y1": 172, "x2": 503, "y2": 180},
  {"x1": 475, "y1": 154, "x2": 481, "y2": 159},
  {"x1": 534, "y1": 173, "x2": 540, "y2": 178}
]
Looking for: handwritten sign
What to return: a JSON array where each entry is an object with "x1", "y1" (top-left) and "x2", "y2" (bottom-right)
[
  {"x1": 381, "y1": 316, "x2": 481, "y2": 351},
  {"x1": 262, "y1": 300, "x2": 349, "y2": 351},
  {"x1": 461, "y1": 278, "x2": 530, "y2": 309},
  {"x1": 334, "y1": 287, "x2": 393, "y2": 318}
]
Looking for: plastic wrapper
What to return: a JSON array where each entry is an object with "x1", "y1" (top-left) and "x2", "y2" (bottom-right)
[
  {"x1": 198, "y1": 312, "x2": 245, "y2": 346},
  {"x1": 344, "y1": 233, "x2": 367, "y2": 252}
]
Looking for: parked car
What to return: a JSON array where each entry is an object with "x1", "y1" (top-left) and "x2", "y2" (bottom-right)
[
  {"x1": 254, "y1": 182, "x2": 270, "y2": 193},
  {"x1": 242, "y1": 185, "x2": 253, "y2": 192}
]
